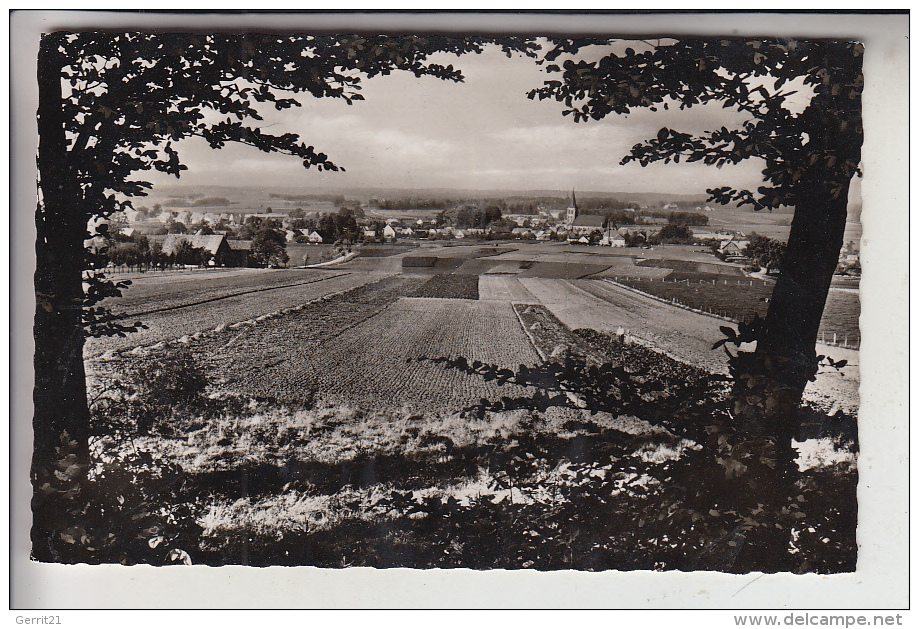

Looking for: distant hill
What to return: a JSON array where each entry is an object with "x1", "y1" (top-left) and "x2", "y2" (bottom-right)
[
  {"x1": 146, "y1": 184, "x2": 859, "y2": 218},
  {"x1": 149, "y1": 184, "x2": 721, "y2": 208}
]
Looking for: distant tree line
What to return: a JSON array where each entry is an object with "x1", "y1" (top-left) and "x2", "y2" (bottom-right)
[
  {"x1": 376, "y1": 197, "x2": 455, "y2": 210},
  {"x1": 641, "y1": 210, "x2": 710, "y2": 226},
  {"x1": 269, "y1": 193, "x2": 347, "y2": 205}
]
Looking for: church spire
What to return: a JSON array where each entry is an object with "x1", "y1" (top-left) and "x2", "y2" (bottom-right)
[{"x1": 566, "y1": 188, "x2": 579, "y2": 226}]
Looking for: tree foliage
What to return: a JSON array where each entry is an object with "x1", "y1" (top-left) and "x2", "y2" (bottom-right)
[
  {"x1": 250, "y1": 227, "x2": 289, "y2": 267},
  {"x1": 529, "y1": 38, "x2": 862, "y2": 212},
  {"x1": 745, "y1": 233, "x2": 787, "y2": 274}
]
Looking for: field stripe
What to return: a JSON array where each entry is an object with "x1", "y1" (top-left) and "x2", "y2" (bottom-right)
[{"x1": 113, "y1": 272, "x2": 352, "y2": 319}]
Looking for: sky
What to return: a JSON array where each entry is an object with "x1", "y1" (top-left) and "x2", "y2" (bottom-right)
[{"x1": 147, "y1": 42, "x2": 772, "y2": 196}]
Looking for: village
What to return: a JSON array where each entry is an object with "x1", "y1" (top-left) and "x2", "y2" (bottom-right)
[{"x1": 89, "y1": 190, "x2": 861, "y2": 278}]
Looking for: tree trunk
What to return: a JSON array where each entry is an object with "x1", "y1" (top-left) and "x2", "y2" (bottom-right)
[
  {"x1": 33, "y1": 33, "x2": 91, "y2": 561},
  {"x1": 729, "y1": 173, "x2": 856, "y2": 572}
]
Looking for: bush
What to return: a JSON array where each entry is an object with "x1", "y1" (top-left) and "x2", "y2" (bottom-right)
[{"x1": 92, "y1": 347, "x2": 211, "y2": 438}]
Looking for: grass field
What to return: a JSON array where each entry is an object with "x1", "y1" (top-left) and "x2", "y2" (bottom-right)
[
  {"x1": 356, "y1": 244, "x2": 418, "y2": 258},
  {"x1": 615, "y1": 277, "x2": 860, "y2": 347}
]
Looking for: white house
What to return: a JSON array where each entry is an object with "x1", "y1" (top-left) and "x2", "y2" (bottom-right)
[
  {"x1": 308, "y1": 231, "x2": 323, "y2": 243},
  {"x1": 382, "y1": 224, "x2": 397, "y2": 240},
  {"x1": 610, "y1": 235, "x2": 627, "y2": 247}
]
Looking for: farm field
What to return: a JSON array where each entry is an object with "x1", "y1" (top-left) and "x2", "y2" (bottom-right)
[
  {"x1": 78, "y1": 232, "x2": 859, "y2": 573},
  {"x1": 162, "y1": 286, "x2": 540, "y2": 412},
  {"x1": 287, "y1": 243, "x2": 336, "y2": 266},
  {"x1": 95, "y1": 267, "x2": 341, "y2": 316},
  {"x1": 522, "y1": 277, "x2": 733, "y2": 375},
  {"x1": 89, "y1": 294, "x2": 856, "y2": 571},
  {"x1": 615, "y1": 277, "x2": 860, "y2": 347},
  {"x1": 85, "y1": 270, "x2": 390, "y2": 356},
  {"x1": 299, "y1": 297, "x2": 541, "y2": 410},
  {"x1": 478, "y1": 275, "x2": 540, "y2": 303}
]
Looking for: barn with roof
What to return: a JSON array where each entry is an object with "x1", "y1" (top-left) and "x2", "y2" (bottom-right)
[{"x1": 161, "y1": 234, "x2": 240, "y2": 266}]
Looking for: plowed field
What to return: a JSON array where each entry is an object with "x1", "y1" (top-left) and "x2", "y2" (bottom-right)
[{"x1": 190, "y1": 294, "x2": 540, "y2": 411}]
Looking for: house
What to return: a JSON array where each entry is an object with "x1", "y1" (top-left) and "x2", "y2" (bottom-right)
[
  {"x1": 363, "y1": 228, "x2": 378, "y2": 240},
  {"x1": 577, "y1": 236, "x2": 590, "y2": 244},
  {"x1": 382, "y1": 224, "x2": 397, "y2": 240},
  {"x1": 719, "y1": 239, "x2": 750, "y2": 256},
  {"x1": 570, "y1": 215, "x2": 606, "y2": 235},
  {"x1": 535, "y1": 230, "x2": 551, "y2": 241},
  {"x1": 308, "y1": 231, "x2": 324, "y2": 243},
  {"x1": 225, "y1": 240, "x2": 253, "y2": 267},
  {"x1": 161, "y1": 234, "x2": 237, "y2": 266},
  {"x1": 284, "y1": 229, "x2": 298, "y2": 242},
  {"x1": 399, "y1": 227, "x2": 414, "y2": 237},
  {"x1": 453, "y1": 230, "x2": 465, "y2": 239},
  {"x1": 610, "y1": 235, "x2": 627, "y2": 247}
]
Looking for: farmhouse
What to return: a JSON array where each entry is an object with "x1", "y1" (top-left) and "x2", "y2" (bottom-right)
[
  {"x1": 719, "y1": 239, "x2": 750, "y2": 256},
  {"x1": 307, "y1": 231, "x2": 324, "y2": 243},
  {"x1": 161, "y1": 234, "x2": 240, "y2": 266},
  {"x1": 382, "y1": 224, "x2": 397, "y2": 241},
  {"x1": 225, "y1": 239, "x2": 253, "y2": 266}
]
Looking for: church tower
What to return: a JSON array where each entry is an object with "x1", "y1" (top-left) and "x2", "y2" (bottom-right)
[{"x1": 566, "y1": 189, "x2": 578, "y2": 226}]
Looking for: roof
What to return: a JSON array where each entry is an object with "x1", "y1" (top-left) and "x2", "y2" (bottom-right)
[
  {"x1": 161, "y1": 234, "x2": 227, "y2": 256},
  {"x1": 572, "y1": 215, "x2": 606, "y2": 228},
  {"x1": 227, "y1": 239, "x2": 252, "y2": 250},
  {"x1": 720, "y1": 240, "x2": 749, "y2": 251}
]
